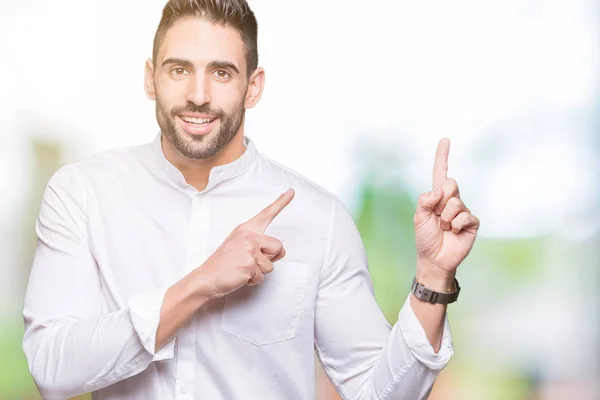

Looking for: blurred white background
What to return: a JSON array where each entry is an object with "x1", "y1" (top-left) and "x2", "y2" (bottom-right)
[{"x1": 1, "y1": 0, "x2": 599, "y2": 398}]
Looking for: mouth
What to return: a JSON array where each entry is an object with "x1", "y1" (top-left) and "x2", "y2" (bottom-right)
[{"x1": 177, "y1": 115, "x2": 218, "y2": 136}]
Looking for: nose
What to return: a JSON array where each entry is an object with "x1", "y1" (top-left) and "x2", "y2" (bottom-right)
[{"x1": 185, "y1": 74, "x2": 211, "y2": 106}]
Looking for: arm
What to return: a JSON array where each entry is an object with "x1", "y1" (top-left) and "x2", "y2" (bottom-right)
[
  {"x1": 314, "y1": 199, "x2": 453, "y2": 400},
  {"x1": 154, "y1": 279, "x2": 208, "y2": 351},
  {"x1": 410, "y1": 260, "x2": 455, "y2": 353},
  {"x1": 23, "y1": 173, "x2": 293, "y2": 399},
  {"x1": 22, "y1": 166, "x2": 206, "y2": 399},
  {"x1": 411, "y1": 137, "x2": 480, "y2": 353}
]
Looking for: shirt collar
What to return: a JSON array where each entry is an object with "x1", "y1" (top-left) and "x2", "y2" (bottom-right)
[{"x1": 152, "y1": 132, "x2": 259, "y2": 190}]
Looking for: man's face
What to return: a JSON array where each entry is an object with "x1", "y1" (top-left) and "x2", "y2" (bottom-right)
[{"x1": 149, "y1": 18, "x2": 250, "y2": 160}]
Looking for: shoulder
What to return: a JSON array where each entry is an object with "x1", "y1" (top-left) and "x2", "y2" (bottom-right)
[
  {"x1": 259, "y1": 154, "x2": 335, "y2": 199},
  {"x1": 255, "y1": 153, "x2": 353, "y2": 220},
  {"x1": 49, "y1": 141, "x2": 153, "y2": 187}
]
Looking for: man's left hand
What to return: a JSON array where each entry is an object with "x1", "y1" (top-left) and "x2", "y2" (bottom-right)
[{"x1": 413, "y1": 138, "x2": 480, "y2": 289}]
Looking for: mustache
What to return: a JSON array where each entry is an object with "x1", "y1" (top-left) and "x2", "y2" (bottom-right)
[{"x1": 170, "y1": 102, "x2": 224, "y2": 118}]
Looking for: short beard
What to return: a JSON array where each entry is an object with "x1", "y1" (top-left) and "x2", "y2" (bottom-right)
[{"x1": 156, "y1": 99, "x2": 245, "y2": 160}]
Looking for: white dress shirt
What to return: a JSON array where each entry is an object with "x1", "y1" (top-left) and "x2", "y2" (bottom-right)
[{"x1": 22, "y1": 133, "x2": 453, "y2": 400}]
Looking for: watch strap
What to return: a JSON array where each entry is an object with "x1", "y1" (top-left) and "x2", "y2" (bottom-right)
[{"x1": 411, "y1": 277, "x2": 460, "y2": 304}]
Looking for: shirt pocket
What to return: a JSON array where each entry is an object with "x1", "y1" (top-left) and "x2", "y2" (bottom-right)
[{"x1": 219, "y1": 260, "x2": 308, "y2": 345}]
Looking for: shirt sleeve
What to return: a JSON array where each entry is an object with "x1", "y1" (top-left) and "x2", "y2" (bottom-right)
[
  {"x1": 314, "y1": 198, "x2": 454, "y2": 400},
  {"x1": 22, "y1": 165, "x2": 176, "y2": 400}
]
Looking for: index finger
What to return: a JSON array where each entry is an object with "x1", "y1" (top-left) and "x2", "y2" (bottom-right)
[
  {"x1": 246, "y1": 189, "x2": 295, "y2": 233},
  {"x1": 432, "y1": 138, "x2": 450, "y2": 189}
]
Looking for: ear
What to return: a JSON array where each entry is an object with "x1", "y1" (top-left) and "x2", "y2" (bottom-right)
[
  {"x1": 244, "y1": 67, "x2": 265, "y2": 109},
  {"x1": 144, "y1": 58, "x2": 156, "y2": 100}
]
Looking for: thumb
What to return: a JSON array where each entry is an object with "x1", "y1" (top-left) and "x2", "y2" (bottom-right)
[{"x1": 415, "y1": 187, "x2": 444, "y2": 217}]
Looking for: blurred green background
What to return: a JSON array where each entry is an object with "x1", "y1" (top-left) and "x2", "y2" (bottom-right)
[{"x1": 1, "y1": 0, "x2": 599, "y2": 399}]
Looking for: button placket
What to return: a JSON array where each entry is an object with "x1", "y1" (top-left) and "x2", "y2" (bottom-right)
[{"x1": 175, "y1": 195, "x2": 212, "y2": 399}]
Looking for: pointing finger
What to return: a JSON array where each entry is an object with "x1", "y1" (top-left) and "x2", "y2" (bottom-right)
[
  {"x1": 244, "y1": 189, "x2": 295, "y2": 233},
  {"x1": 433, "y1": 138, "x2": 450, "y2": 189}
]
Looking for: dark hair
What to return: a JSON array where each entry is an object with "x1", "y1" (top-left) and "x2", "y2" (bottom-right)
[{"x1": 152, "y1": 0, "x2": 258, "y2": 77}]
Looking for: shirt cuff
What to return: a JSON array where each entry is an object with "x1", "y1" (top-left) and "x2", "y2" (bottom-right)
[
  {"x1": 397, "y1": 294, "x2": 454, "y2": 371},
  {"x1": 128, "y1": 287, "x2": 176, "y2": 362}
]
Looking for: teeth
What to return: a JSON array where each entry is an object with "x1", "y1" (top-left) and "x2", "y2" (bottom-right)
[{"x1": 181, "y1": 116, "x2": 215, "y2": 124}]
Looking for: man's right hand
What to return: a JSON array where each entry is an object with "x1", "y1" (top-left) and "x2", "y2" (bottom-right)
[
  {"x1": 154, "y1": 189, "x2": 295, "y2": 351},
  {"x1": 194, "y1": 189, "x2": 295, "y2": 300}
]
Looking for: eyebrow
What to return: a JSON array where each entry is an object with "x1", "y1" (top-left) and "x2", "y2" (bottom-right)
[
  {"x1": 162, "y1": 58, "x2": 240, "y2": 75},
  {"x1": 207, "y1": 60, "x2": 240, "y2": 75}
]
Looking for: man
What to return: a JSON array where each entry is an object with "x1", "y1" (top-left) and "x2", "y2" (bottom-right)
[{"x1": 22, "y1": 0, "x2": 479, "y2": 399}]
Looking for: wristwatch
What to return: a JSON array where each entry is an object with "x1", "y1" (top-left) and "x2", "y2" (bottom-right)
[{"x1": 411, "y1": 277, "x2": 461, "y2": 304}]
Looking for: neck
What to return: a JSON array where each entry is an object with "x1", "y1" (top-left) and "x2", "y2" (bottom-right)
[{"x1": 161, "y1": 129, "x2": 246, "y2": 191}]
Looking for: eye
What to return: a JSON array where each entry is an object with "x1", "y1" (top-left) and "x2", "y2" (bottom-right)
[
  {"x1": 171, "y1": 67, "x2": 189, "y2": 77},
  {"x1": 213, "y1": 70, "x2": 231, "y2": 80}
]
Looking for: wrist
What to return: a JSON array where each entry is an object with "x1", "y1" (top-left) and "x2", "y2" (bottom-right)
[
  {"x1": 181, "y1": 269, "x2": 212, "y2": 307},
  {"x1": 416, "y1": 259, "x2": 456, "y2": 293}
]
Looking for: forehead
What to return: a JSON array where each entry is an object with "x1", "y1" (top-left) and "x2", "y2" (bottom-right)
[{"x1": 158, "y1": 17, "x2": 246, "y2": 69}]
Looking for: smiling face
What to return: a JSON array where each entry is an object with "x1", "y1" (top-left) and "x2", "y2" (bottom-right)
[{"x1": 145, "y1": 17, "x2": 263, "y2": 161}]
